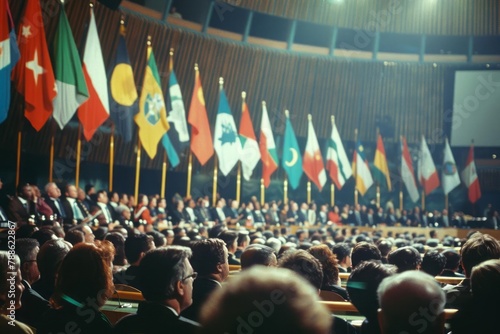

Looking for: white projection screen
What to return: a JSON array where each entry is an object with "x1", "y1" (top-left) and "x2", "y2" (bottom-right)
[{"x1": 451, "y1": 70, "x2": 500, "y2": 147}]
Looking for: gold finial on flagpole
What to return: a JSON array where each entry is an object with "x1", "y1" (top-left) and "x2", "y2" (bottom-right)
[
  {"x1": 262, "y1": 101, "x2": 266, "y2": 107},
  {"x1": 147, "y1": 35, "x2": 152, "y2": 46},
  {"x1": 308, "y1": 114, "x2": 312, "y2": 121},
  {"x1": 194, "y1": 63, "x2": 199, "y2": 71},
  {"x1": 285, "y1": 109, "x2": 289, "y2": 118},
  {"x1": 331, "y1": 115, "x2": 335, "y2": 125},
  {"x1": 219, "y1": 77, "x2": 224, "y2": 88},
  {"x1": 170, "y1": 48, "x2": 174, "y2": 56},
  {"x1": 242, "y1": 91, "x2": 246, "y2": 100}
]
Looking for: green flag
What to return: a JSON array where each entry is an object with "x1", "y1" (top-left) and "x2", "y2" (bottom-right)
[
  {"x1": 52, "y1": 7, "x2": 88, "y2": 129},
  {"x1": 282, "y1": 111, "x2": 302, "y2": 189}
]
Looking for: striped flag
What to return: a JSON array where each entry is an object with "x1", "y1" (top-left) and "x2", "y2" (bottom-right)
[
  {"x1": 259, "y1": 101, "x2": 278, "y2": 188},
  {"x1": 373, "y1": 134, "x2": 392, "y2": 191},
  {"x1": 326, "y1": 118, "x2": 352, "y2": 189},
  {"x1": 239, "y1": 93, "x2": 260, "y2": 180},
  {"x1": 303, "y1": 115, "x2": 326, "y2": 191},
  {"x1": 77, "y1": 8, "x2": 109, "y2": 141},
  {"x1": 353, "y1": 139, "x2": 373, "y2": 196},
  {"x1": 461, "y1": 144, "x2": 481, "y2": 203},
  {"x1": 401, "y1": 136, "x2": 419, "y2": 203},
  {"x1": 418, "y1": 136, "x2": 440, "y2": 195}
]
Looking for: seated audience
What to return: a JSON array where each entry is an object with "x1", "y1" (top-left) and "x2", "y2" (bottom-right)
[
  {"x1": 332, "y1": 243, "x2": 352, "y2": 272},
  {"x1": 308, "y1": 244, "x2": 349, "y2": 300},
  {"x1": 440, "y1": 248, "x2": 464, "y2": 277},
  {"x1": 351, "y1": 241, "x2": 382, "y2": 269},
  {"x1": 421, "y1": 249, "x2": 446, "y2": 277},
  {"x1": 377, "y1": 271, "x2": 446, "y2": 334},
  {"x1": 218, "y1": 230, "x2": 240, "y2": 265},
  {"x1": 36, "y1": 242, "x2": 115, "y2": 333},
  {"x1": 114, "y1": 246, "x2": 200, "y2": 334},
  {"x1": 64, "y1": 229, "x2": 85, "y2": 246},
  {"x1": 387, "y1": 246, "x2": 422, "y2": 273},
  {"x1": 105, "y1": 232, "x2": 128, "y2": 273},
  {"x1": 240, "y1": 244, "x2": 277, "y2": 270},
  {"x1": 116, "y1": 233, "x2": 154, "y2": 287},
  {"x1": 182, "y1": 239, "x2": 229, "y2": 322},
  {"x1": 200, "y1": 267, "x2": 332, "y2": 334},
  {"x1": 347, "y1": 261, "x2": 397, "y2": 334}
]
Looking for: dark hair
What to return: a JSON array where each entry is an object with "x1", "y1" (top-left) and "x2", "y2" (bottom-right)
[
  {"x1": 218, "y1": 230, "x2": 238, "y2": 249},
  {"x1": 64, "y1": 229, "x2": 85, "y2": 246},
  {"x1": 441, "y1": 249, "x2": 461, "y2": 270},
  {"x1": 308, "y1": 244, "x2": 339, "y2": 286},
  {"x1": 387, "y1": 246, "x2": 422, "y2": 273},
  {"x1": 279, "y1": 250, "x2": 323, "y2": 290},
  {"x1": 421, "y1": 250, "x2": 446, "y2": 277},
  {"x1": 347, "y1": 261, "x2": 397, "y2": 321},
  {"x1": 190, "y1": 239, "x2": 227, "y2": 276},
  {"x1": 240, "y1": 244, "x2": 276, "y2": 269},
  {"x1": 105, "y1": 232, "x2": 127, "y2": 266},
  {"x1": 52, "y1": 242, "x2": 114, "y2": 307},
  {"x1": 331, "y1": 243, "x2": 351, "y2": 263},
  {"x1": 85, "y1": 184, "x2": 94, "y2": 193},
  {"x1": 37, "y1": 239, "x2": 71, "y2": 279},
  {"x1": 351, "y1": 242, "x2": 381, "y2": 269},
  {"x1": 124, "y1": 234, "x2": 152, "y2": 264},
  {"x1": 31, "y1": 228, "x2": 56, "y2": 248},
  {"x1": 147, "y1": 230, "x2": 166, "y2": 248},
  {"x1": 377, "y1": 239, "x2": 393, "y2": 257},
  {"x1": 461, "y1": 233, "x2": 500, "y2": 277},
  {"x1": 15, "y1": 238, "x2": 39, "y2": 264},
  {"x1": 138, "y1": 246, "x2": 192, "y2": 301}
]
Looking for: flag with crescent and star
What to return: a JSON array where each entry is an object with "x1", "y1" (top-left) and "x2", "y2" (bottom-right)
[
  {"x1": 214, "y1": 87, "x2": 241, "y2": 176},
  {"x1": 282, "y1": 111, "x2": 303, "y2": 190}
]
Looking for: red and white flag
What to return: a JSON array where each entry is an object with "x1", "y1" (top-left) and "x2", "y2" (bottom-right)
[
  {"x1": 461, "y1": 144, "x2": 481, "y2": 203},
  {"x1": 418, "y1": 136, "x2": 440, "y2": 195},
  {"x1": 401, "y1": 136, "x2": 419, "y2": 203},
  {"x1": 303, "y1": 115, "x2": 326, "y2": 191},
  {"x1": 77, "y1": 8, "x2": 109, "y2": 141}
]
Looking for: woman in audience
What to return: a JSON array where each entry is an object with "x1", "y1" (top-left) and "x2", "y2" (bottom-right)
[
  {"x1": 0, "y1": 251, "x2": 34, "y2": 333},
  {"x1": 133, "y1": 194, "x2": 154, "y2": 225},
  {"x1": 37, "y1": 242, "x2": 115, "y2": 333},
  {"x1": 308, "y1": 244, "x2": 349, "y2": 300},
  {"x1": 328, "y1": 205, "x2": 342, "y2": 225}
]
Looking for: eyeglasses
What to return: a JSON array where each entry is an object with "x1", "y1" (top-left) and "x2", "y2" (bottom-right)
[{"x1": 181, "y1": 272, "x2": 198, "y2": 281}]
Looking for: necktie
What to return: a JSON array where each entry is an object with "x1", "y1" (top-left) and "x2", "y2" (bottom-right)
[
  {"x1": 55, "y1": 199, "x2": 66, "y2": 218},
  {"x1": 105, "y1": 207, "x2": 113, "y2": 222},
  {"x1": 73, "y1": 202, "x2": 83, "y2": 220}
]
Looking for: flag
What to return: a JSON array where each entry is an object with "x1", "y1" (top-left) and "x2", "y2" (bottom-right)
[
  {"x1": 239, "y1": 95, "x2": 260, "y2": 180},
  {"x1": 188, "y1": 67, "x2": 213, "y2": 165},
  {"x1": 326, "y1": 119, "x2": 352, "y2": 189},
  {"x1": 109, "y1": 23, "x2": 137, "y2": 143},
  {"x1": 77, "y1": 8, "x2": 109, "y2": 141},
  {"x1": 259, "y1": 101, "x2": 278, "y2": 188},
  {"x1": 162, "y1": 70, "x2": 189, "y2": 167},
  {"x1": 0, "y1": 0, "x2": 20, "y2": 123},
  {"x1": 135, "y1": 46, "x2": 169, "y2": 159},
  {"x1": 282, "y1": 111, "x2": 302, "y2": 190},
  {"x1": 12, "y1": 0, "x2": 55, "y2": 131},
  {"x1": 353, "y1": 139, "x2": 373, "y2": 196},
  {"x1": 214, "y1": 87, "x2": 241, "y2": 176},
  {"x1": 52, "y1": 7, "x2": 88, "y2": 129},
  {"x1": 418, "y1": 136, "x2": 439, "y2": 195},
  {"x1": 303, "y1": 115, "x2": 326, "y2": 191},
  {"x1": 442, "y1": 138, "x2": 460, "y2": 195},
  {"x1": 461, "y1": 144, "x2": 481, "y2": 203},
  {"x1": 401, "y1": 136, "x2": 419, "y2": 203},
  {"x1": 373, "y1": 134, "x2": 392, "y2": 191}
]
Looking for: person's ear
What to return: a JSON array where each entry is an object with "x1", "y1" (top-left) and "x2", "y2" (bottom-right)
[
  {"x1": 216, "y1": 263, "x2": 223, "y2": 273},
  {"x1": 176, "y1": 280, "x2": 185, "y2": 297}
]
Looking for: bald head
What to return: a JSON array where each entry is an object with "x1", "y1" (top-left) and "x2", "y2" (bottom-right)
[{"x1": 377, "y1": 271, "x2": 445, "y2": 334}]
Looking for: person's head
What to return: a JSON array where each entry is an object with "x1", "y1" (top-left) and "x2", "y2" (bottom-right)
[
  {"x1": 240, "y1": 244, "x2": 277, "y2": 270},
  {"x1": 351, "y1": 242, "x2": 382, "y2": 269},
  {"x1": 377, "y1": 239, "x2": 393, "y2": 258},
  {"x1": 65, "y1": 184, "x2": 78, "y2": 199},
  {"x1": 471, "y1": 259, "x2": 500, "y2": 303},
  {"x1": 308, "y1": 244, "x2": 340, "y2": 286},
  {"x1": 279, "y1": 250, "x2": 323, "y2": 291},
  {"x1": 31, "y1": 228, "x2": 57, "y2": 247},
  {"x1": 347, "y1": 261, "x2": 397, "y2": 322},
  {"x1": 137, "y1": 246, "x2": 194, "y2": 312},
  {"x1": 460, "y1": 233, "x2": 500, "y2": 277},
  {"x1": 124, "y1": 233, "x2": 154, "y2": 266},
  {"x1": 331, "y1": 243, "x2": 352, "y2": 269},
  {"x1": 377, "y1": 271, "x2": 446, "y2": 334},
  {"x1": 199, "y1": 267, "x2": 332, "y2": 334},
  {"x1": 37, "y1": 239, "x2": 72, "y2": 282},
  {"x1": 218, "y1": 230, "x2": 238, "y2": 254},
  {"x1": 147, "y1": 230, "x2": 167, "y2": 248},
  {"x1": 105, "y1": 232, "x2": 127, "y2": 266},
  {"x1": 387, "y1": 246, "x2": 422, "y2": 273},
  {"x1": 237, "y1": 231, "x2": 250, "y2": 249},
  {"x1": 119, "y1": 193, "x2": 129, "y2": 205},
  {"x1": 71, "y1": 224, "x2": 95, "y2": 244},
  {"x1": 44, "y1": 182, "x2": 60, "y2": 199},
  {"x1": 16, "y1": 238, "x2": 41, "y2": 285},
  {"x1": 77, "y1": 187, "x2": 86, "y2": 201},
  {"x1": 190, "y1": 239, "x2": 229, "y2": 282},
  {"x1": 96, "y1": 190, "x2": 108, "y2": 204},
  {"x1": 109, "y1": 191, "x2": 119, "y2": 203},
  {"x1": 64, "y1": 229, "x2": 85, "y2": 246},
  {"x1": 441, "y1": 249, "x2": 461, "y2": 271},
  {"x1": 421, "y1": 250, "x2": 446, "y2": 277},
  {"x1": 52, "y1": 242, "x2": 114, "y2": 308},
  {"x1": 0, "y1": 252, "x2": 23, "y2": 310}
]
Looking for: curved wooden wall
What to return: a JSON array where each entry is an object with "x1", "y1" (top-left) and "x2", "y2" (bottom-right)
[{"x1": 227, "y1": 0, "x2": 500, "y2": 36}]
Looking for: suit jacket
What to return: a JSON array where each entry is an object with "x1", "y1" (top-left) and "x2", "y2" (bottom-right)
[
  {"x1": 44, "y1": 196, "x2": 67, "y2": 219},
  {"x1": 171, "y1": 209, "x2": 188, "y2": 225},
  {"x1": 8, "y1": 197, "x2": 35, "y2": 224},
  {"x1": 252, "y1": 210, "x2": 265, "y2": 223},
  {"x1": 17, "y1": 280, "x2": 50, "y2": 328},
  {"x1": 182, "y1": 277, "x2": 221, "y2": 322},
  {"x1": 194, "y1": 206, "x2": 212, "y2": 223},
  {"x1": 61, "y1": 198, "x2": 87, "y2": 225},
  {"x1": 115, "y1": 301, "x2": 199, "y2": 334},
  {"x1": 211, "y1": 207, "x2": 226, "y2": 223}
]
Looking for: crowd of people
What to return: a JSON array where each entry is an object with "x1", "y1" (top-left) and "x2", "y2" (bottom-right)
[{"x1": 1, "y1": 179, "x2": 500, "y2": 333}]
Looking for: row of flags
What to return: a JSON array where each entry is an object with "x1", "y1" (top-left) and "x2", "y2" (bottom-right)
[{"x1": 2, "y1": 1, "x2": 482, "y2": 205}]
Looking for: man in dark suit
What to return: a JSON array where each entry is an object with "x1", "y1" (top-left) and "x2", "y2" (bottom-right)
[
  {"x1": 61, "y1": 184, "x2": 87, "y2": 225},
  {"x1": 15, "y1": 238, "x2": 50, "y2": 328},
  {"x1": 211, "y1": 198, "x2": 228, "y2": 224},
  {"x1": 8, "y1": 183, "x2": 36, "y2": 224},
  {"x1": 114, "y1": 246, "x2": 200, "y2": 334},
  {"x1": 182, "y1": 239, "x2": 229, "y2": 322},
  {"x1": 43, "y1": 182, "x2": 67, "y2": 220},
  {"x1": 194, "y1": 197, "x2": 212, "y2": 224}
]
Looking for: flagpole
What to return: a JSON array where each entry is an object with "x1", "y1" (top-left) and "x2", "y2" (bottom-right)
[
  {"x1": 75, "y1": 124, "x2": 82, "y2": 190},
  {"x1": 213, "y1": 155, "x2": 218, "y2": 207},
  {"x1": 330, "y1": 116, "x2": 336, "y2": 208},
  {"x1": 375, "y1": 128, "x2": 380, "y2": 208},
  {"x1": 284, "y1": 178, "x2": 288, "y2": 205},
  {"x1": 187, "y1": 151, "x2": 193, "y2": 198},
  {"x1": 421, "y1": 191, "x2": 425, "y2": 211},
  {"x1": 16, "y1": 131, "x2": 22, "y2": 187},
  {"x1": 354, "y1": 128, "x2": 359, "y2": 207},
  {"x1": 260, "y1": 178, "x2": 265, "y2": 206},
  {"x1": 134, "y1": 140, "x2": 141, "y2": 201},
  {"x1": 161, "y1": 48, "x2": 174, "y2": 199},
  {"x1": 399, "y1": 136, "x2": 404, "y2": 211},
  {"x1": 49, "y1": 120, "x2": 56, "y2": 182},
  {"x1": 236, "y1": 91, "x2": 246, "y2": 204},
  {"x1": 109, "y1": 124, "x2": 115, "y2": 191},
  {"x1": 444, "y1": 194, "x2": 448, "y2": 211},
  {"x1": 307, "y1": 182, "x2": 311, "y2": 204}
]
